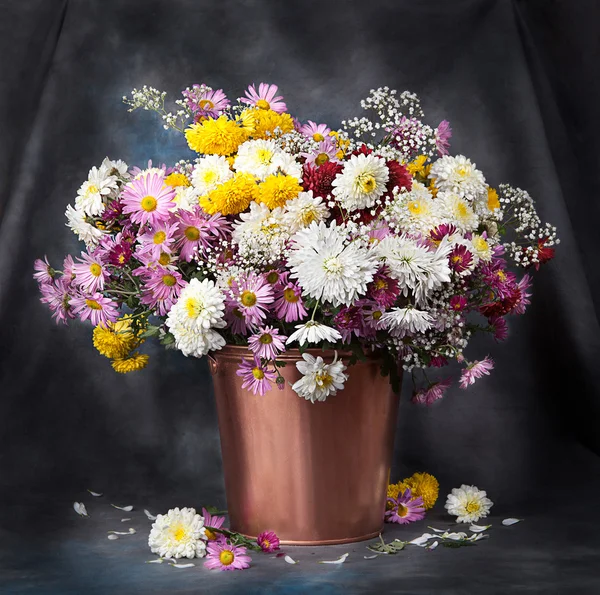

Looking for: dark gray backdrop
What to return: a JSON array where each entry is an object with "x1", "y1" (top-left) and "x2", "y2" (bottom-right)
[{"x1": 1, "y1": 1, "x2": 599, "y2": 592}]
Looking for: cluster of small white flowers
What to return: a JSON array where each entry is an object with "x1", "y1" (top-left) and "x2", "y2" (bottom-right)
[{"x1": 123, "y1": 86, "x2": 188, "y2": 132}]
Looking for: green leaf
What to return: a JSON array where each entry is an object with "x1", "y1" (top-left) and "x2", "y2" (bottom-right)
[
  {"x1": 139, "y1": 325, "x2": 161, "y2": 339},
  {"x1": 160, "y1": 332, "x2": 175, "y2": 346}
]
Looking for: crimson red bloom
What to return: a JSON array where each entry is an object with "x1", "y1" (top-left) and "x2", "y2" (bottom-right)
[
  {"x1": 449, "y1": 295, "x2": 467, "y2": 311},
  {"x1": 302, "y1": 161, "x2": 343, "y2": 198},
  {"x1": 534, "y1": 237, "x2": 555, "y2": 269},
  {"x1": 449, "y1": 245, "x2": 473, "y2": 273}
]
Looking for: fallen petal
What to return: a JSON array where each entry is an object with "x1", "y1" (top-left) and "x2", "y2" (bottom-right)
[
  {"x1": 87, "y1": 490, "x2": 103, "y2": 497},
  {"x1": 107, "y1": 528, "x2": 136, "y2": 535},
  {"x1": 427, "y1": 540, "x2": 439, "y2": 551},
  {"x1": 144, "y1": 509, "x2": 157, "y2": 520},
  {"x1": 284, "y1": 555, "x2": 298, "y2": 564},
  {"x1": 121, "y1": 518, "x2": 132, "y2": 522},
  {"x1": 502, "y1": 518, "x2": 522, "y2": 526},
  {"x1": 427, "y1": 527, "x2": 446, "y2": 533},
  {"x1": 73, "y1": 502, "x2": 88, "y2": 517},
  {"x1": 318, "y1": 553, "x2": 349, "y2": 564},
  {"x1": 469, "y1": 524, "x2": 492, "y2": 533},
  {"x1": 364, "y1": 554, "x2": 380, "y2": 559},
  {"x1": 409, "y1": 533, "x2": 434, "y2": 546},
  {"x1": 441, "y1": 532, "x2": 467, "y2": 541},
  {"x1": 107, "y1": 534, "x2": 119, "y2": 540},
  {"x1": 170, "y1": 563, "x2": 195, "y2": 569},
  {"x1": 111, "y1": 504, "x2": 134, "y2": 512},
  {"x1": 146, "y1": 559, "x2": 163, "y2": 564}
]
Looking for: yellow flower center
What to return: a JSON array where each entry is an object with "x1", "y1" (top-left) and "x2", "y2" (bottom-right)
[
  {"x1": 89, "y1": 263, "x2": 102, "y2": 277},
  {"x1": 199, "y1": 99, "x2": 215, "y2": 109},
  {"x1": 465, "y1": 500, "x2": 481, "y2": 514},
  {"x1": 456, "y1": 165, "x2": 469, "y2": 177},
  {"x1": 241, "y1": 290, "x2": 257, "y2": 307},
  {"x1": 158, "y1": 252, "x2": 170, "y2": 266},
  {"x1": 87, "y1": 184, "x2": 99, "y2": 195},
  {"x1": 85, "y1": 299, "x2": 102, "y2": 310},
  {"x1": 219, "y1": 550, "x2": 235, "y2": 565},
  {"x1": 487, "y1": 187, "x2": 500, "y2": 211},
  {"x1": 173, "y1": 526, "x2": 187, "y2": 541},
  {"x1": 283, "y1": 288, "x2": 299, "y2": 303},
  {"x1": 373, "y1": 310, "x2": 383, "y2": 320},
  {"x1": 497, "y1": 270, "x2": 507, "y2": 282},
  {"x1": 118, "y1": 254, "x2": 126, "y2": 264},
  {"x1": 266, "y1": 271, "x2": 279, "y2": 284},
  {"x1": 257, "y1": 148, "x2": 273, "y2": 164},
  {"x1": 456, "y1": 202, "x2": 469, "y2": 218},
  {"x1": 397, "y1": 503, "x2": 409, "y2": 517},
  {"x1": 473, "y1": 236, "x2": 489, "y2": 252},
  {"x1": 153, "y1": 231, "x2": 166, "y2": 244},
  {"x1": 185, "y1": 226, "x2": 200, "y2": 241},
  {"x1": 259, "y1": 333, "x2": 273, "y2": 345},
  {"x1": 252, "y1": 367, "x2": 265, "y2": 380},
  {"x1": 141, "y1": 195, "x2": 157, "y2": 212},
  {"x1": 205, "y1": 528, "x2": 217, "y2": 541},
  {"x1": 312, "y1": 132, "x2": 325, "y2": 142},
  {"x1": 185, "y1": 297, "x2": 202, "y2": 318},
  {"x1": 356, "y1": 173, "x2": 377, "y2": 194},
  {"x1": 300, "y1": 208, "x2": 318, "y2": 226},
  {"x1": 323, "y1": 256, "x2": 343, "y2": 274},
  {"x1": 451, "y1": 255, "x2": 463, "y2": 264},
  {"x1": 256, "y1": 99, "x2": 270, "y2": 110},
  {"x1": 162, "y1": 274, "x2": 176, "y2": 287},
  {"x1": 314, "y1": 153, "x2": 330, "y2": 166},
  {"x1": 263, "y1": 538, "x2": 271, "y2": 549},
  {"x1": 315, "y1": 372, "x2": 333, "y2": 388},
  {"x1": 375, "y1": 279, "x2": 387, "y2": 290},
  {"x1": 203, "y1": 170, "x2": 218, "y2": 186}
]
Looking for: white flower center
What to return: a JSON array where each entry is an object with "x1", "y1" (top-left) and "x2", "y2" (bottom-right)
[{"x1": 322, "y1": 256, "x2": 343, "y2": 275}]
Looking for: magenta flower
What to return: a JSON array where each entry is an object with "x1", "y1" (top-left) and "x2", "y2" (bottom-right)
[
  {"x1": 182, "y1": 85, "x2": 230, "y2": 121},
  {"x1": 301, "y1": 138, "x2": 339, "y2": 166},
  {"x1": 121, "y1": 171, "x2": 176, "y2": 226},
  {"x1": 202, "y1": 507, "x2": 226, "y2": 541},
  {"x1": 62, "y1": 255, "x2": 75, "y2": 280},
  {"x1": 449, "y1": 295, "x2": 467, "y2": 312},
  {"x1": 512, "y1": 274, "x2": 532, "y2": 315},
  {"x1": 33, "y1": 256, "x2": 56, "y2": 285},
  {"x1": 479, "y1": 259, "x2": 517, "y2": 300},
  {"x1": 263, "y1": 269, "x2": 289, "y2": 288},
  {"x1": 204, "y1": 539, "x2": 251, "y2": 571},
  {"x1": 334, "y1": 306, "x2": 364, "y2": 343},
  {"x1": 257, "y1": 531, "x2": 280, "y2": 553},
  {"x1": 449, "y1": 244, "x2": 473, "y2": 274},
  {"x1": 489, "y1": 316, "x2": 508, "y2": 341},
  {"x1": 240, "y1": 83, "x2": 287, "y2": 113},
  {"x1": 298, "y1": 120, "x2": 331, "y2": 142},
  {"x1": 248, "y1": 326, "x2": 287, "y2": 359},
  {"x1": 367, "y1": 268, "x2": 400, "y2": 308},
  {"x1": 459, "y1": 356, "x2": 494, "y2": 389},
  {"x1": 435, "y1": 120, "x2": 452, "y2": 156},
  {"x1": 412, "y1": 378, "x2": 452, "y2": 405},
  {"x1": 70, "y1": 291, "x2": 119, "y2": 326},
  {"x1": 72, "y1": 251, "x2": 109, "y2": 293},
  {"x1": 274, "y1": 282, "x2": 307, "y2": 323},
  {"x1": 39, "y1": 277, "x2": 75, "y2": 325},
  {"x1": 430, "y1": 223, "x2": 458, "y2": 243},
  {"x1": 236, "y1": 357, "x2": 276, "y2": 396},
  {"x1": 224, "y1": 303, "x2": 251, "y2": 336},
  {"x1": 175, "y1": 207, "x2": 230, "y2": 262},
  {"x1": 430, "y1": 355, "x2": 449, "y2": 368},
  {"x1": 234, "y1": 273, "x2": 274, "y2": 326},
  {"x1": 385, "y1": 489, "x2": 426, "y2": 525},
  {"x1": 137, "y1": 221, "x2": 178, "y2": 261},
  {"x1": 140, "y1": 267, "x2": 186, "y2": 316}
]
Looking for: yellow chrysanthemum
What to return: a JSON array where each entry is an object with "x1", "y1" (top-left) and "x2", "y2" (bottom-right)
[
  {"x1": 403, "y1": 472, "x2": 439, "y2": 510},
  {"x1": 487, "y1": 187, "x2": 500, "y2": 211},
  {"x1": 428, "y1": 178, "x2": 439, "y2": 198},
  {"x1": 386, "y1": 481, "x2": 410, "y2": 510},
  {"x1": 258, "y1": 174, "x2": 302, "y2": 209},
  {"x1": 93, "y1": 317, "x2": 137, "y2": 359},
  {"x1": 111, "y1": 352, "x2": 150, "y2": 374},
  {"x1": 407, "y1": 154, "x2": 429, "y2": 177},
  {"x1": 164, "y1": 172, "x2": 191, "y2": 188},
  {"x1": 185, "y1": 116, "x2": 247, "y2": 156},
  {"x1": 236, "y1": 109, "x2": 257, "y2": 135},
  {"x1": 201, "y1": 172, "x2": 258, "y2": 215},
  {"x1": 248, "y1": 108, "x2": 295, "y2": 140}
]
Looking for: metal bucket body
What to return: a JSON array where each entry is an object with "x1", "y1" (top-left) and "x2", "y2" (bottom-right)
[{"x1": 210, "y1": 345, "x2": 400, "y2": 545}]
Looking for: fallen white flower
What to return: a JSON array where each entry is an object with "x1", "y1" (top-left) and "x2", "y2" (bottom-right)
[
  {"x1": 502, "y1": 518, "x2": 522, "y2": 526},
  {"x1": 144, "y1": 509, "x2": 157, "y2": 520},
  {"x1": 440, "y1": 531, "x2": 467, "y2": 541},
  {"x1": 87, "y1": 490, "x2": 103, "y2": 497},
  {"x1": 170, "y1": 563, "x2": 195, "y2": 569},
  {"x1": 107, "y1": 534, "x2": 119, "y2": 540},
  {"x1": 318, "y1": 553, "x2": 349, "y2": 564},
  {"x1": 73, "y1": 502, "x2": 88, "y2": 517},
  {"x1": 469, "y1": 524, "x2": 492, "y2": 533},
  {"x1": 284, "y1": 555, "x2": 298, "y2": 564},
  {"x1": 111, "y1": 504, "x2": 134, "y2": 511}
]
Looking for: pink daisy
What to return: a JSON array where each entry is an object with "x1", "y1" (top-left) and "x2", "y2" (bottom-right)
[
  {"x1": 140, "y1": 267, "x2": 186, "y2": 316},
  {"x1": 435, "y1": 120, "x2": 452, "y2": 156},
  {"x1": 367, "y1": 268, "x2": 400, "y2": 308},
  {"x1": 412, "y1": 378, "x2": 452, "y2": 405},
  {"x1": 39, "y1": 277, "x2": 75, "y2": 325},
  {"x1": 240, "y1": 83, "x2": 287, "y2": 113},
  {"x1": 70, "y1": 291, "x2": 119, "y2": 326},
  {"x1": 459, "y1": 356, "x2": 494, "y2": 389},
  {"x1": 182, "y1": 85, "x2": 230, "y2": 121},
  {"x1": 385, "y1": 489, "x2": 426, "y2": 525},
  {"x1": 202, "y1": 507, "x2": 226, "y2": 541},
  {"x1": 121, "y1": 171, "x2": 176, "y2": 226},
  {"x1": 234, "y1": 273, "x2": 274, "y2": 326},
  {"x1": 263, "y1": 269, "x2": 289, "y2": 289},
  {"x1": 274, "y1": 282, "x2": 307, "y2": 323},
  {"x1": 175, "y1": 207, "x2": 230, "y2": 262},
  {"x1": 236, "y1": 357, "x2": 276, "y2": 396},
  {"x1": 248, "y1": 326, "x2": 287, "y2": 359},
  {"x1": 72, "y1": 251, "x2": 109, "y2": 293},
  {"x1": 128, "y1": 160, "x2": 167, "y2": 178},
  {"x1": 33, "y1": 256, "x2": 56, "y2": 285},
  {"x1": 137, "y1": 221, "x2": 178, "y2": 261},
  {"x1": 62, "y1": 254, "x2": 75, "y2": 280},
  {"x1": 298, "y1": 120, "x2": 331, "y2": 142},
  {"x1": 257, "y1": 531, "x2": 280, "y2": 553},
  {"x1": 301, "y1": 138, "x2": 339, "y2": 166},
  {"x1": 204, "y1": 539, "x2": 251, "y2": 571}
]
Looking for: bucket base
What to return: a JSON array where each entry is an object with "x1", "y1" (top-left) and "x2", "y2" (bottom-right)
[{"x1": 238, "y1": 528, "x2": 383, "y2": 546}]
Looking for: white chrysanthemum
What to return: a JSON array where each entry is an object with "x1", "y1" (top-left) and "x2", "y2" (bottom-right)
[
  {"x1": 470, "y1": 233, "x2": 492, "y2": 262},
  {"x1": 444, "y1": 485, "x2": 494, "y2": 523},
  {"x1": 380, "y1": 307, "x2": 433, "y2": 336},
  {"x1": 292, "y1": 352, "x2": 348, "y2": 403},
  {"x1": 148, "y1": 507, "x2": 207, "y2": 559},
  {"x1": 332, "y1": 153, "x2": 389, "y2": 211},
  {"x1": 172, "y1": 185, "x2": 200, "y2": 212},
  {"x1": 437, "y1": 191, "x2": 480, "y2": 232},
  {"x1": 65, "y1": 204, "x2": 105, "y2": 247},
  {"x1": 286, "y1": 321, "x2": 342, "y2": 346},
  {"x1": 387, "y1": 182, "x2": 441, "y2": 233},
  {"x1": 75, "y1": 166, "x2": 118, "y2": 216},
  {"x1": 375, "y1": 235, "x2": 451, "y2": 305},
  {"x1": 287, "y1": 221, "x2": 378, "y2": 307},
  {"x1": 270, "y1": 151, "x2": 303, "y2": 180},
  {"x1": 191, "y1": 155, "x2": 233, "y2": 195},
  {"x1": 429, "y1": 155, "x2": 486, "y2": 199},
  {"x1": 100, "y1": 157, "x2": 129, "y2": 178},
  {"x1": 166, "y1": 278, "x2": 227, "y2": 357},
  {"x1": 282, "y1": 191, "x2": 330, "y2": 233},
  {"x1": 233, "y1": 139, "x2": 281, "y2": 181}
]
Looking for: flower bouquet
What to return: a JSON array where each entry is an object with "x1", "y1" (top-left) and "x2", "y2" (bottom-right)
[{"x1": 35, "y1": 82, "x2": 558, "y2": 543}]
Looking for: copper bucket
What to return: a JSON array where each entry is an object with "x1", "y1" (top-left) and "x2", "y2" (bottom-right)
[{"x1": 209, "y1": 345, "x2": 400, "y2": 545}]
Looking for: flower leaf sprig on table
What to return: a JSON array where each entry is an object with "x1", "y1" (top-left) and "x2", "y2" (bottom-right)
[{"x1": 35, "y1": 82, "x2": 559, "y2": 403}]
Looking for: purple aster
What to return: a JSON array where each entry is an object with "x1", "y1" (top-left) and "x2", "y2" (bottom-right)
[
  {"x1": 273, "y1": 282, "x2": 307, "y2": 323},
  {"x1": 232, "y1": 273, "x2": 274, "y2": 327},
  {"x1": 385, "y1": 489, "x2": 426, "y2": 525},
  {"x1": 139, "y1": 267, "x2": 186, "y2": 316},
  {"x1": 39, "y1": 277, "x2": 76, "y2": 325},
  {"x1": 430, "y1": 223, "x2": 458, "y2": 243},
  {"x1": 224, "y1": 303, "x2": 251, "y2": 335},
  {"x1": 121, "y1": 171, "x2": 176, "y2": 226},
  {"x1": 137, "y1": 221, "x2": 178, "y2": 261},
  {"x1": 449, "y1": 245, "x2": 474, "y2": 274},
  {"x1": 33, "y1": 256, "x2": 56, "y2": 285},
  {"x1": 512, "y1": 274, "x2": 532, "y2": 315},
  {"x1": 449, "y1": 295, "x2": 468, "y2": 311},
  {"x1": 412, "y1": 378, "x2": 452, "y2": 405},
  {"x1": 182, "y1": 84, "x2": 230, "y2": 121},
  {"x1": 367, "y1": 268, "x2": 400, "y2": 308},
  {"x1": 72, "y1": 251, "x2": 109, "y2": 293},
  {"x1": 435, "y1": 120, "x2": 452, "y2": 156},
  {"x1": 479, "y1": 259, "x2": 517, "y2": 300},
  {"x1": 459, "y1": 356, "x2": 494, "y2": 389},
  {"x1": 301, "y1": 138, "x2": 339, "y2": 166},
  {"x1": 333, "y1": 306, "x2": 364, "y2": 343},
  {"x1": 202, "y1": 507, "x2": 226, "y2": 542},
  {"x1": 257, "y1": 531, "x2": 280, "y2": 553},
  {"x1": 204, "y1": 539, "x2": 251, "y2": 571},
  {"x1": 298, "y1": 120, "x2": 331, "y2": 142},
  {"x1": 240, "y1": 83, "x2": 286, "y2": 113},
  {"x1": 175, "y1": 207, "x2": 230, "y2": 262},
  {"x1": 236, "y1": 357, "x2": 276, "y2": 396},
  {"x1": 70, "y1": 291, "x2": 119, "y2": 326},
  {"x1": 248, "y1": 326, "x2": 287, "y2": 360},
  {"x1": 488, "y1": 316, "x2": 508, "y2": 341}
]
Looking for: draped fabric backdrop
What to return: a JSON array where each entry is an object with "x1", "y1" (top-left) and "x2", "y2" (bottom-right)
[{"x1": 1, "y1": 1, "x2": 599, "y2": 593}]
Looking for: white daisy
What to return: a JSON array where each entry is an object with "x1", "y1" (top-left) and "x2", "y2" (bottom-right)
[
  {"x1": 292, "y1": 352, "x2": 348, "y2": 403},
  {"x1": 287, "y1": 221, "x2": 378, "y2": 307},
  {"x1": 470, "y1": 233, "x2": 492, "y2": 262},
  {"x1": 75, "y1": 166, "x2": 118, "y2": 216},
  {"x1": 269, "y1": 151, "x2": 303, "y2": 180},
  {"x1": 191, "y1": 155, "x2": 233, "y2": 195},
  {"x1": 233, "y1": 139, "x2": 283, "y2": 181},
  {"x1": 445, "y1": 485, "x2": 494, "y2": 523},
  {"x1": 286, "y1": 321, "x2": 342, "y2": 346},
  {"x1": 148, "y1": 507, "x2": 207, "y2": 559},
  {"x1": 332, "y1": 153, "x2": 389, "y2": 211},
  {"x1": 282, "y1": 191, "x2": 330, "y2": 233},
  {"x1": 100, "y1": 156, "x2": 129, "y2": 178},
  {"x1": 65, "y1": 204, "x2": 105, "y2": 247},
  {"x1": 428, "y1": 155, "x2": 487, "y2": 199},
  {"x1": 387, "y1": 182, "x2": 441, "y2": 234},
  {"x1": 436, "y1": 191, "x2": 480, "y2": 233},
  {"x1": 380, "y1": 307, "x2": 433, "y2": 336},
  {"x1": 172, "y1": 185, "x2": 200, "y2": 211}
]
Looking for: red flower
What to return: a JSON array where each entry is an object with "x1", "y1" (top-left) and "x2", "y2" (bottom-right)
[
  {"x1": 534, "y1": 237, "x2": 555, "y2": 269},
  {"x1": 385, "y1": 159, "x2": 412, "y2": 196},
  {"x1": 302, "y1": 161, "x2": 343, "y2": 199}
]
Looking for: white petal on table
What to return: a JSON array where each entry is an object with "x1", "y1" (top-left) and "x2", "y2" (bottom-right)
[
  {"x1": 121, "y1": 518, "x2": 132, "y2": 522},
  {"x1": 107, "y1": 534, "x2": 119, "y2": 540},
  {"x1": 469, "y1": 524, "x2": 492, "y2": 533},
  {"x1": 146, "y1": 559, "x2": 163, "y2": 564},
  {"x1": 502, "y1": 518, "x2": 522, "y2": 526},
  {"x1": 111, "y1": 504, "x2": 134, "y2": 512},
  {"x1": 426, "y1": 540, "x2": 439, "y2": 551},
  {"x1": 318, "y1": 553, "x2": 349, "y2": 564},
  {"x1": 440, "y1": 531, "x2": 467, "y2": 541},
  {"x1": 170, "y1": 563, "x2": 195, "y2": 569},
  {"x1": 108, "y1": 528, "x2": 136, "y2": 535},
  {"x1": 284, "y1": 555, "x2": 298, "y2": 564},
  {"x1": 144, "y1": 509, "x2": 157, "y2": 520},
  {"x1": 73, "y1": 502, "x2": 89, "y2": 517},
  {"x1": 87, "y1": 490, "x2": 103, "y2": 497},
  {"x1": 363, "y1": 554, "x2": 380, "y2": 559},
  {"x1": 427, "y1": 527, "x2": 446, "y2": 533},
  {"x1": 409, "y1": 533, "x2": 435, "y2": 546}
]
